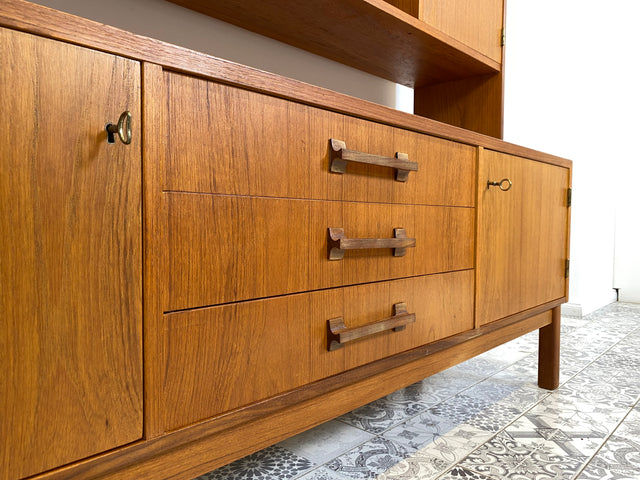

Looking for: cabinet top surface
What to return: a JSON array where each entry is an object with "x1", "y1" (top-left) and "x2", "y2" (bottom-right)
[{"x1": 0, "y1": 0, "x2": 571, "y2": 168}]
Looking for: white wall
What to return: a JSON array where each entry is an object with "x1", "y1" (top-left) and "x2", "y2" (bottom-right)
[
  {"x1": 31, "y1": 0, "x2": 639, "y2": 311},
  {"x1": 607, "y1": 4, "x2": 640, "y2": 303},
  {"x1": 502, "y1": 0, "x2": 640, "y2": 313}
]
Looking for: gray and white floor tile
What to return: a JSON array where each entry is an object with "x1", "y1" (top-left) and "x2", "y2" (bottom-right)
[
  {"x1": 325, "y1": 436, "x2": 414, "y2": 479},
  {"x1": 193, "y1": 302, "x2": 640, "y2": 480},
  {"x1": 279, "y1": 420, "x2": 375, "y2": 466},
  {"x1": 575, "y1": 436, "x2": 640, "y2": 480},
  {"x1": 337, "y1": 396, "x2": 431, "y2": 434},
  {"x1": 196, "y1": 444, "x2": 314, "y2": 480}
]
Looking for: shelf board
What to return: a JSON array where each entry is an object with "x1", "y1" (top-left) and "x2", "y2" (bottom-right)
[{"x1": 166, "y1": 0, "x2": 501, "y2": 88}]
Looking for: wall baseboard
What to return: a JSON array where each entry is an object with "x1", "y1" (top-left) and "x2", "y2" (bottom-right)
[
  {"x1": 561, "y1": 303, "x2": 583, "y2": 317},
  {"x1": 562, "y1": 294, "x2": 618, "y2": 318}
]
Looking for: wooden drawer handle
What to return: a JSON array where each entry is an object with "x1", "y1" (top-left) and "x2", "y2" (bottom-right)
[
  {"x1": 329, "y1": 139, "x2": 418, "y2": 182},
  {"x1": 328, "y1": 227, "x2": 415, "y2": 260},
  {"x1": 327, "y1": 303, "x2": 415, "y2": 351}
]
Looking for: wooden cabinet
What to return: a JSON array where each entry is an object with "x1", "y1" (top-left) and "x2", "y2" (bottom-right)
[
  {"x1": 421, "y1": 0, "x2": 504, "y2": 62},
  {"x1": 164, "y1": 0, "x2": 506, "y2": 137},
  {"x1": 476, "y1": 149, "x2": 571, "y2": 326},
  {"x1": 0, "y1": 2, "x2": 570, "y2": 479},
  {"x1": 385, "y1": 0, "x2": 504, "y2": 62},
  {"x1": 0, "y1": 27, "x2": 143, "y2": 479}
]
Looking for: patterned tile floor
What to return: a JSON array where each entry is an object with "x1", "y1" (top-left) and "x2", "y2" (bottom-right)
[{"x1": 194, "y1": 302, "x2": 640, "y2": 480}]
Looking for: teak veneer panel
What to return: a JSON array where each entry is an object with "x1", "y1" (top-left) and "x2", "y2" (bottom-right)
[
  {"x1": 0, "y1": 0, "x2": 570, "y2": 168},
  {"x1": 420, "y1": 0, "x2": 504, "y2": 64},
  {"x1": 0, "y1": 27, "x2": 143, "y2": 479},
  {"x1": 165, "y1": 72, "x2": 476, "y2": 207},
  {"x1": 165, "y1": 0, "x2": 499, "y2": 88},
  {"x1": 384, "y1": 0, "x2": 504, "y2": 63},
  {"x1": 414, "y1": 72, "x2": 504, "y2": 138},
  {"x1": 166, "y1": 195, "x2": 475, "y2": 310},
  {"x1": 28, "y1": 305, "x2": 555, "y2": 480},
  {"x1": 0, "y1": 3, "x2": 571, "y2": 479},
  {"x1": 163, "y1": 270, "x2": 474, "y2": 430},
  {"x1": 163, "y1": 0, "x2": 505, "y2": 137},
  {"x1": 476, "y1": 150, "x2": 571, "y2": 325},
  {"x1": 141, "y1": 61, "x2": 167, "y2": 439}
]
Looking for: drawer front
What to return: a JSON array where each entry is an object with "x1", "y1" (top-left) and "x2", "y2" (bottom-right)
[
  {"x1": 164, "y1": 72, "x2": 475, "y2": 206},
  {"x1": 166, "y1": 194, "x2": 475, "y2": 311},
  {"x1": 163, "y1": 270, "x2": 474, "y2": 430}
]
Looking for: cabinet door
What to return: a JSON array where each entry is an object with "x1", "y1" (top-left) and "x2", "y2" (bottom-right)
[
  {"x1": 476, "y1": 150, "x2": 570, "y2": 326},
  {"x1": 0, "y1": 29, "x2": 142, "y2": 479}
]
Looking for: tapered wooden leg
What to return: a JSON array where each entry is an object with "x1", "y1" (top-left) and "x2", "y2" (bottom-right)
[{"x1": 538, "y1": 306, "x2": 561, "y2": 390}]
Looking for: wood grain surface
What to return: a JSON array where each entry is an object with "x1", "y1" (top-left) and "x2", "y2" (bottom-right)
[
  {"x1": 32, "y1": 303, "x2": 554, "y2": 480},
  {"x1": 165, "y1": 195, "x2": 475, "y2": 310},
  {"x1": 420, "y1": 0, "x2": 504, "y2": 63},
  {"x1": 0, "y1": 27, "x2": 142, "y2": 479},
  {"x1": 165, "y1": 0, "x2": 499, "y2": 87},
  {"x1": 476, "y1": 149, "x2": 570, "y2": 325},
  {"x1": 164, "y1": 72, "x2": 476, "y2": 206},
  {"x1": 163, "y1": 270, "x2": 474, "y2": 430},
  {"x1": 0, "y1": 0, "x2": 570, "y2": 167},
  {"x1": 0, "y1": 3, "x2": 572, "y2": 479}
]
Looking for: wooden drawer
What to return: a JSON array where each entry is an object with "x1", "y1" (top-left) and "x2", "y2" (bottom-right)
[
  {"x1": 163, "y1": 270, "x2": 474, "y2": 431},
  {"x1": 164, "y1": 72, "x2": 475, "y2": 207},
  {"x1": 166, "y1": 194, "x2": 475, "y2": 311}
]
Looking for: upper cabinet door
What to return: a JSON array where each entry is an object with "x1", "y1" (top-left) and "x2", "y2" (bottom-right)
[
  {"x1": 0, "y1": 28, "x2": 142, "y2": 479},
  {"x1": 476, "y1": 150, "x2": 570, "y2": 326}
]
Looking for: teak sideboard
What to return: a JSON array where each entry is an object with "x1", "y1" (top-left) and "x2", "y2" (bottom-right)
[{"x1": 0, "y1": 1, "x2": 571, "y2": 479}]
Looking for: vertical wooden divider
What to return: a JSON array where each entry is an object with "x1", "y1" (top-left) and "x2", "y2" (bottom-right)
[
  {"x1": 142, "y1": 62, "x2": 166, "y2": 438},
  {"x1": 473, "y1": 146, "x2": 482, "y2": 330}
]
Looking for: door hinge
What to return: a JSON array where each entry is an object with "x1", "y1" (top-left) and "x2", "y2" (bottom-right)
[
  {"x1": 501, "y1": 28, "x2": 506, "y2": 47},
  {"x1": 566, "y1": 188, "x2": 572, "y2": 207},
  {"x1": 565, "y1": 259, "x2": 570, "y2": 278}
]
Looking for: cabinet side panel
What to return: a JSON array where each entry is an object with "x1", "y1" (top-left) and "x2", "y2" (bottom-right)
[
  {"x1": 0, "y1": 28, "x2": 143, "y2": 478},
  {"x1": 420, "y1": 0, "x2": 504, "y2": 62}
]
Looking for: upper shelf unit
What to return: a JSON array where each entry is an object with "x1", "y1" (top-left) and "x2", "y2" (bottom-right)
[{"x1": 165, "y1": 0, "x2": 502, "y2": 89}]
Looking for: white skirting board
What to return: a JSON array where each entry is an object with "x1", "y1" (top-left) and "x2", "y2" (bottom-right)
[
  {"x1": 561, "y1": 303, "x2": 583, "y2": 318},
  {"x1": 562, "y1": 296, "x2": 618, "y2": 318}
]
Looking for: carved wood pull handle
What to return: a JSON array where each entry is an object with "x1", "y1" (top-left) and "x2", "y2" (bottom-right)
[
  {"x1": 327, "y1": 303, "x2": 416, "y2": 351},
  {"x1": 329, "y1": 139, "x2": 418, "y2": 182},
  {"x1": 327, "y1": 227, "x2": 416, "y2": 260}
]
